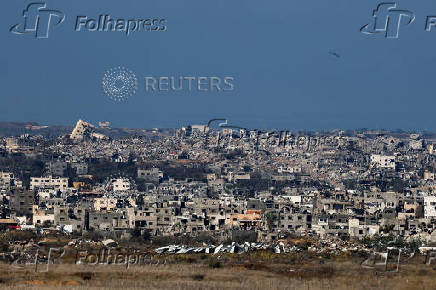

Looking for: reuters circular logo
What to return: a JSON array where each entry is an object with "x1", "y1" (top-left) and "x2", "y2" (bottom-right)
[{"x1": 102, "y1": 67, "x2": 137, "y2": 102}]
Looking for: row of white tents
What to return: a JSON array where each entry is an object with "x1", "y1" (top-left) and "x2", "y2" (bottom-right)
[{"x1": 155, "y1": 242, "x2": 299, "y2": 255}]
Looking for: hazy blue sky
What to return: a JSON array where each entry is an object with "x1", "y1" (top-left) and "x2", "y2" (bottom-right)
[{"x1": 1, "y1": 0, "x2": 436, "y2": 130}]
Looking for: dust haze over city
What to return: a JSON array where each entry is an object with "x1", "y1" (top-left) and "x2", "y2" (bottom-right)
[{"x1": 2, "y1": 1, "x2": 436, "y2": 290}]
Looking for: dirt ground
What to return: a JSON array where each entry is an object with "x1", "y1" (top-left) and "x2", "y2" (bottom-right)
[{"x1": 1, "y1": 260, "x2": 436, "y2": 290}]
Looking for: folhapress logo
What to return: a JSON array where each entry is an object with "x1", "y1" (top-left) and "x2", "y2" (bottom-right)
[
  {"x1": 361, "y1": 2, "x2": 415, "y2": 38},
  {"x1": 10, "y1": 3, "x2": 167, "y2": 39},
  {"x1": 10, "y1": 2, "x2": 65, "y2": 39}
]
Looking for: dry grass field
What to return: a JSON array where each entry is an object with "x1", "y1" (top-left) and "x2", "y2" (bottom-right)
[{"x1": 1, "y1": 258, "x2": 436, "y2": 290}]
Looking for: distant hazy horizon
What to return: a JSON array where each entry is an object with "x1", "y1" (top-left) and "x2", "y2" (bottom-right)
[{"x1": 1, "y1": 119, "x2": 435, "y2": 134}]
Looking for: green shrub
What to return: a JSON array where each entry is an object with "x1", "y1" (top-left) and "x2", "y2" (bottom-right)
[{"x1": 208, "y1": 259, "x2": 221, "y2": 268}]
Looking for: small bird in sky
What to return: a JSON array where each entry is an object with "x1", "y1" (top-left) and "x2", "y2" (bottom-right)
[{"x1": 329, "y1": 51, "x2": 341, "y2": 58}]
